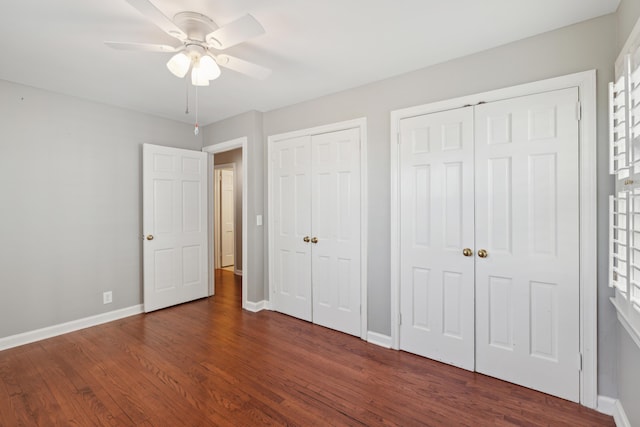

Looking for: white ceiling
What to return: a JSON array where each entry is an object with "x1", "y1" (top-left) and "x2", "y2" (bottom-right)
[{"x1": 0, "y1": 0, "x2": 620, "y2": 125}]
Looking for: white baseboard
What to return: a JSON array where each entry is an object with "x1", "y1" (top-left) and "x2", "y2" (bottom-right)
[
  {"x1": 367, "y1": 331, "x2": 392, "y2": 348},
  {"x1": 598, "y1": 396, "x2": 631, "y2": 427},
  {"x1": 597, "y1": 395, "x2": 616, "y2": 416},
  {"x1": 0, "y1": 305, "x2": 144, "y2": 352},
  {"x1": 234, "y1": 269, "x2": 243, "y2": 276},
  {"x1": 243, "y1": 300, "x2": 268, "y2": 312},
  {"x1": 613, "y1": 400, "x2": 631, "y2": 427}
]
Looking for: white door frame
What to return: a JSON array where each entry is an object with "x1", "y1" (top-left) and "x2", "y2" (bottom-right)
[
  {"x1": 267, "y1": 118, "x2": 369, "y2": 340},
  {"x1": 214, "y1": 163, "x2": 236, "y2": 269},
  {"x1": 203, "y1": 138, "x2": 248, "y2": 309},
  {"x1": 390, "y1": 70, "x2": 597, "y2": 408}
]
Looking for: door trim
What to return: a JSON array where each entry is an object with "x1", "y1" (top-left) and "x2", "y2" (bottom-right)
[
  {"x1": 267, "y1": 118, "x2": 368, "y2": 340},
  {"x1": 390, "y1": 70, "x2": 597, "y2": 408},
  {"x1": 203, "y1": 138, "x2": 248, "y2": 310}
]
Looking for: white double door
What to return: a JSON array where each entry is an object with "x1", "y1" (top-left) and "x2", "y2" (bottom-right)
[
  {"x1": 270, "y1": 128, "x2": 361, "y2": 337},
  {"x1": 399, "y1": 88, "x2": 580, "y2": 401}
]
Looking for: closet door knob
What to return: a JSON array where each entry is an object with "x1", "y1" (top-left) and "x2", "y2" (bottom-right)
[
  {"x1": 146, "y1": 235, "x2": 154, "y2": 241},
  {"x1": 311, "y1": 237, "x2": 319, "y2": 244},
  {"x1": 478, "y1": 249, "x2": 488, "y2": 258},
  {"x1": 462, "y1": 248, "x2": 473, "y2": 257},
  {"x1": 303, "y1": 236, "x2": 310, "y2": 243}
]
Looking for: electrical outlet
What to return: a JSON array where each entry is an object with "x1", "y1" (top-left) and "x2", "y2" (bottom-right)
[{"x1": 103, "y1": 291, "x2": 113, "y2": 304}]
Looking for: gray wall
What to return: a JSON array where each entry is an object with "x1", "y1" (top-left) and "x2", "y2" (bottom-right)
[
  {"x1": 214, "y1": 148, "x2": 243, "y2": 270},
  {"x1": 202, "y1": 111, "x2": 265, "y2": 302},
  {"x1": 0, "y1": 79, "x2": 201, "y2": 339},
  {"x1": 617, "y1": 0, "x2": 640, "y2": 50},
  {"x1": 261, "y1": 15, "x2": 617, "y2": 395},
  {"x1": 617, "y1": 324, "x2": 640, "y2": 426},
  {"x1": 615, "y1": 0, "x2": 640, "y2": 422}
]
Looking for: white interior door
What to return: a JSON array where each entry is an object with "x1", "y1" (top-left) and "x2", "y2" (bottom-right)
[
  {"x1": 398, "y1": 108, "x2": 476, "y2": 370},
  {"x1": 142, "y1": 143, "x2": 208, "y2": 312},
  {"x1": 474, "y1": 88, "x2": 580, "y2": 402},
  {"x1": 270, "y1": 136, "x2": 313, "y2": 321},
  {"x1": 220, "y1": 169, "x2": 235, "y2": 267},
  {"x1": 311, "y1": 128, "x2": 361, "y2": 336}
]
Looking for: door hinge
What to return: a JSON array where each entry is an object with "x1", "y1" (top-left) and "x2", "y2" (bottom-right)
[
  {"x1": 578, "y1": 352, "x2": 583, "y2": 371},
  {"x1": 576, "y1": 101, "x2": 582, "y2": 121}
]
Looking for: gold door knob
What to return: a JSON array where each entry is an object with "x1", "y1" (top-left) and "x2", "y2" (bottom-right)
[
  {"x1": 146, "y1": 235, "x2": 154, "y2": 241},
  {"x1": 311, "y1": 237, "x2": 319, "y2": 244},
  {"x1": 462, "y1": 248, "x2": 473, "y2": 257},
  {"x1": 478, "y1": 249, "x2": 488, "y2": 258},
  {"x1": 303, "y1": 236, "x2": 310, "y2": 243}
]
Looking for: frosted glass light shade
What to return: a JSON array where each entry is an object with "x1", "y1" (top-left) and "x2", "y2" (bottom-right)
[
  {"x1": 191, "y1": 60, "x2": 210, "y2": 86},
  {"x1": 199, "y1": 55, "x2": 221, "y2": 81},
  {"x1": 166, "y1": 52, "x2": 191, "y2": 78}
]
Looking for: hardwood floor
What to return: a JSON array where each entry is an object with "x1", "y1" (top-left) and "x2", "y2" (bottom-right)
[{"x1": 1, "y1": 270, "x2": 614, "y2": 426}]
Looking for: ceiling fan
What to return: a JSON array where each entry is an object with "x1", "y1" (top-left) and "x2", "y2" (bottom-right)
[{"x1": 105, "y1": 0, "x2": 271, "y2": 86}]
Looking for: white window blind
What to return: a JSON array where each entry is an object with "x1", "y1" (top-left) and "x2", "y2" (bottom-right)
[
  {"x1": 610, "y1": 48, "x2": 640, "y2": 343},
  {"x1": 610, "y1": 192, "x2": 629, "y2": 293}
]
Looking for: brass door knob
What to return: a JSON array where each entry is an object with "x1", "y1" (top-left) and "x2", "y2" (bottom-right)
[
  {"x1": 146, "y1": 235, "x2": 154, "y2": 241},
  {"x1": 311, "y1": 237, "x2": 319, "y2": 244},
  {"x1": 462, "y1": 248, "x2": 473, "y2": 257},
  {"x1": 303, "y1": 236, "x2": 310, "y2": 243},
  {"x1": 478, "y1": 249, "x2": 488, "y2": 258}
]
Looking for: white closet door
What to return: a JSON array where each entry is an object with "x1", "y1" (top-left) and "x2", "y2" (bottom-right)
[
  {"x1": 220, "y1": 169, "x2": 235, "y2": 267},
  {"x1": 398, "y1": 108, "x2": 476, "y2": 370},
  {"x1": 474, "y1": 88, "x2": 580, "y2": 402},
  {"x1": 311, "y1": 128, "x2": 361, "y2": 336},
  {"x1": 142, "y1": 144, "x2": 208, "y2": 312},
  {"x1": 271, "y1": 136, "x2": 313, "y2": 321}
]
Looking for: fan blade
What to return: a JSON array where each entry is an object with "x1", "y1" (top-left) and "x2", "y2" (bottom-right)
[
  {"x1": 105, "y1": 41, "x2": 180, "y2": 53},
  {"x1": 125, "y1": 0, "x2": 187, "y2": 41},
  {"x1": 216, "y1": 54, "x2": 271, "y2": 80},
  {"x1": 205, "y1": 14, "x2": 265, "y2": 50}
]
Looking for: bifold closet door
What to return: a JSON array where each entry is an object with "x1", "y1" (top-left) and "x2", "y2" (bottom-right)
[
  {"x1": 311, "y1": 128, "x2": 361, "y2": 336},
  {"x1": 271, "y1": 135, "x2": 313, "y2": 321},
  {"x1": 398, "y1": 107, "x2": 476, "y2": 370},
  {"x1": 474, "y1": 88, "x2": 580, "y2": 402}
]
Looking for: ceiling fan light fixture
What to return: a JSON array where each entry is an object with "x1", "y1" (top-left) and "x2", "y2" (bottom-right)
[
  {"x1": 191, "y1": 60, "x2": 210, "y2": 86},
  {"x1": 200, "y1": 54, "x2": 221, "y2": 81},
  {"x1": 166, "y1": 52, "x2": 191, "y2": 78}
]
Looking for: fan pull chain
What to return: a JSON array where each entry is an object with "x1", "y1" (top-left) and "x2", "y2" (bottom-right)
[
  {"x1": 194, "y1": 85, "x2": 199, "y2": 135},
  {"x1": 185, "y1": 77, "x2": 189, "y2": 115}
]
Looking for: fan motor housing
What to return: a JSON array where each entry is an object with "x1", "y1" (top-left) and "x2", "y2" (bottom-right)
[{"x1": 173, "y1": 11, "x2": 218, "y2": 43}]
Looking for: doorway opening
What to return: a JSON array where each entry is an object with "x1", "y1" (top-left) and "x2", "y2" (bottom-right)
[{"x1": 203, "y1": 138, "x2": 248, "y2": 309}]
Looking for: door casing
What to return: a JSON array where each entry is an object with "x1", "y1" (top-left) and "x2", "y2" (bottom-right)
[{"x1": 390, "y1": 70, "x2": 598, "y2": 408}]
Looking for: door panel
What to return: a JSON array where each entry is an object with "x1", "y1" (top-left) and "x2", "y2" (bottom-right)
[
  {"x1": 143, "y1": 144, "x2": 208, "y2": 312},
  {"x1": 311, "y1": 128, "x2": 361, "y2": 336},
  {"x1": 220, "y1": 169, "x2": 234, "y2": 267},
  {"x1": 399, "y1": 107, "x2": 475, "y2": 370},
  {"x1": 271, "y1": 136, "x2": 312, "y2": 321},
  {"x1": 474, "y1": 88, "x2": 580, "y2": 402}
]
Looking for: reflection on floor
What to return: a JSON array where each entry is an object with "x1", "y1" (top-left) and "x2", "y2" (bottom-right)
[{"x1": 221, "y1": 265, "x2": 234, "y2": 273}]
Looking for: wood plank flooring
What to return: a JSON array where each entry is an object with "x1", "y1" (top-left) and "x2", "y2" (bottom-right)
[{"x1": 0, "y1": 270, "x2": 614, "y2": 426}]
